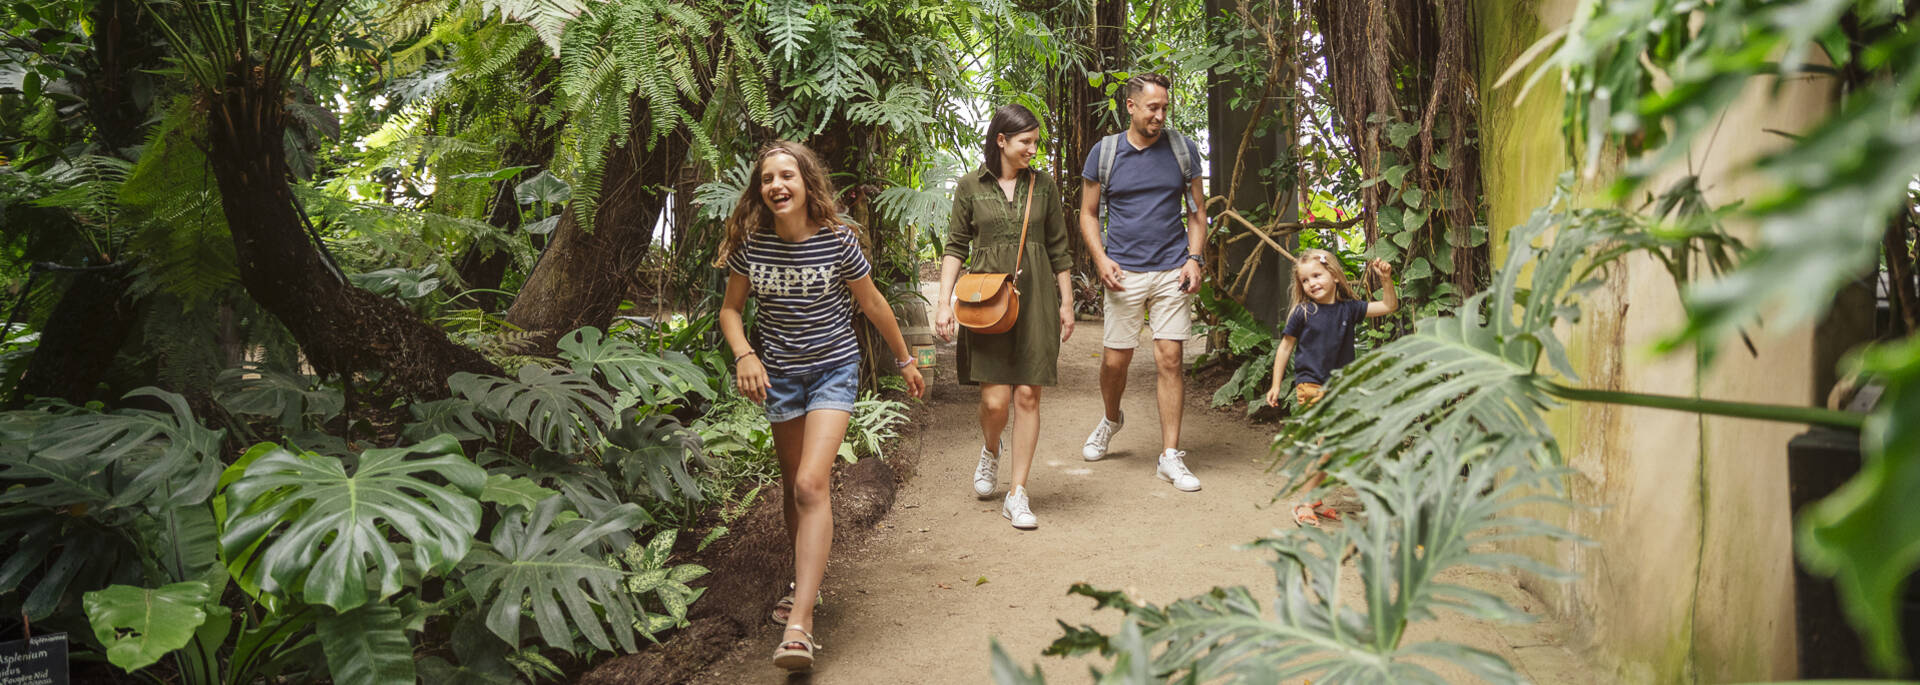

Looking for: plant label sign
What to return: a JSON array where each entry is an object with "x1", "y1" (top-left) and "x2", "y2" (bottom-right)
[{"x1": 0, "y1": 632, "x2": 67, "y2": 685}]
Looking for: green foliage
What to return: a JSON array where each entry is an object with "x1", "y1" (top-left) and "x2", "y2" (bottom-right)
[
  {"x1": 1018, "y1": 439, "x2": 1578, "y2": 683},
  {"x1": 28, "y1": 387, "x2": 227, "y2": 509},
  {"x1": 1502, "y1": 0, "x2": 1920, "y2": 672},
  {"x1": 1275, "y1": 191, "x2": 1628, "y2": 475},
  {"x1": 219, "y1": 435, "x2": 487, "y2": 612},
  {"x1": 214, "y1": 362, "x2": 344, "y2": 431},
  {"x1": 466, "y1": 495, "x2": 650, "y2": 652},
  {"x1": 0, "y1": 394, "x2": 195, "y2": 622},
  {"x1": 1800, "y1": 335, "x2": 1920, "y2": 670},
  {"x1": 316, "y1": 604, "x2": 417, "y2": 685},
  {"x1": 557, "y1": 325, "x2": 714, "y2": 410},
  {"x1": 614, "y1": 528, "x2": 710, "y2": 635},
  {"x1": 523, "y1": 0, "x2": 769, "y2": 229},
  {"x1": 1504, "y1": 0, "x2": 1920, "y2": 355},
  {"x1": 452, "y1": 365, "x2": 616, "y2": 453},
  {"x1": 118, "y1": 103, "x2": 238, "y2": 303},
  {"x1": 83, "y1": 580, "x2": 214, "y2": 673},
  {"x1": 605, "y1": 411, "x2": 707, "y2": 502},
  {"x1": 1192, "y1": 285, "x2": 1282, "y2": 416},
  {"x1": 349, "y1": 264, "x2": 444, "y2": 301},
  {"x1": 840, "y1": 391, "x2": 910, "y2": 462}
]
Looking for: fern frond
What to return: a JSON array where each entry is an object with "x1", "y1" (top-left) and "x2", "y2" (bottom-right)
[
  {"x1": 33, "y1": 156, "x2": 134, "y2": 228},
  {"x1": 476, "y1": 0, "x2": 589, "y2": 55},
  {"x1": 765, "y1": 0, "x2": 815, "y2": 62}
]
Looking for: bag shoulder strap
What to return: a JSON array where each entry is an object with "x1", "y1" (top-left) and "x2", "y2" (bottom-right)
[{"x1": 1012, "y1": 171, "x2": 1035, "y2": 279}]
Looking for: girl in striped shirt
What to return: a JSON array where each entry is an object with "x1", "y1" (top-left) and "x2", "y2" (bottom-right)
[{"x1": 715, "y1": 140, "x2": 925, "y2": 673}]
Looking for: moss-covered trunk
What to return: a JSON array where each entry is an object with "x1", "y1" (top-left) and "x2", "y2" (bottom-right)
[
  {"x1": 203, "y1": 63, "x2": 498, "y2": 398},
  {"x1": 504, "y1": 109, "x2": 685, "y2": 353}
]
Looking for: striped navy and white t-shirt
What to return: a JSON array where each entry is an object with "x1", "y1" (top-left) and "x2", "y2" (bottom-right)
[{"x1": 727, "y1": 226, "x2": 872, "y2": 376}]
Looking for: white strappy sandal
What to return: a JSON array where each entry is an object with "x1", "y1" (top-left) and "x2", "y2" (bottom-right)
[{"x1": 771, "y1": 624, "x2": 820, "y2": 672}]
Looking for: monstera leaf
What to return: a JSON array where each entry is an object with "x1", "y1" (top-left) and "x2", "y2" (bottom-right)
[
  {"x1": 28, "y1": 387, "x2": 224, "y2": 509},
  {"x1": 450, "y1": 366, "x2": 614, "y2": 454},
  {"x1": 83, "y1": 580, "x2": 213, "y2": 673},
  {"x1": 0, "y1": 439, "x2": 143, "y2": 619},
  {"x1": 466, "y1": 496, "x2": 649, "y2": 652},
  {"x1": 219, "y1": 434, "x2": 486, "y2": 612},
  {"x1": 214, "y1": 363, "x2": 344, "y2": 430},
  {"x1": 556, "y1": 326, "x2": 713, "y2": 408},
  {"x1": 316, "y1": 604, "x2": 415, "y2": 685},
  {"x1": 401, "y1": 397, "x2": 493, "y2": 443},
  {"x1": 604, "y1": 412, "x2": 705, "y2": 502}
]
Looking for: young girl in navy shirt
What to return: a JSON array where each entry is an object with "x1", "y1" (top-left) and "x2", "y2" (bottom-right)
[
  {"x1": 1263, "y1": 249, "x2": 1396, "y2": 526},
  {"x1": 716, "y1": 140, "x2": 925, "y2": 672}
]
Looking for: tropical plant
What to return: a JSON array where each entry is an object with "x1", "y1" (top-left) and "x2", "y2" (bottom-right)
[
  {"x1": 1, "y1": 318, "x2": 723, "y2": 681},
  {"x1": 1496, "y1": 0, "x2": 1920, "y2": 672},
  {"x1": 1191, "y1": 284, "x2": 1284, "y2": 416},
  {"x1": 841, "y1": 391, "x2": 912, "y2": 462},
  {"x1": 1013, "y1": 436, "x2": 1580, "y2": 683}
]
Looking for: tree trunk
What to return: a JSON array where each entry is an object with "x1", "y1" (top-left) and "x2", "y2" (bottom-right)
[
  {"x1": 453, "y1": 53, "x2": 557, "y2": 311},
  {"x1": 505, "y1": 115, "x2": 685, "y2": 353},
  {"x1": 13, "y1": 267, "x2": 138, "y2": 405},
  {"x1": 203, "y1": 69, "x2": 498, "y2": 399},
  {"x1": 85, "y1": 0, "x2": 160, "y2": 152},
  {"x1": 1051, "y1": 0, "x2": 1128, "y2": 304},
  {"x1": 10, "y1": 0, "x2": 162, "y2": 406}
]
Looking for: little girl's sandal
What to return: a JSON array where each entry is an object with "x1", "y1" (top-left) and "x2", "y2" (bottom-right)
[
  {"x1": 771, "y1": 625, "x2": 820, "y2": 672},
  {"x1": 1291, "y1": 502, "x2": 1321, "y2": 528}
]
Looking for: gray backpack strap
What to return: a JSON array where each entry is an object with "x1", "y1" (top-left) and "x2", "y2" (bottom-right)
[
  {"x1": 1166, "y1": 130, "x2": 1194, "y2": 180},
  {"x1": 1166, "y1": 130, "x2": 1195, "y2": 214},
  {"x1": 1096, "y1": 132, "x2": 1123, "y2": 229}
]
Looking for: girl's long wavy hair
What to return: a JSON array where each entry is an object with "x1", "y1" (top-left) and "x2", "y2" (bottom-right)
[
  {"x1": 713, "y1": 140, "x2": 859, "y2": 267},
  {"x1": 1287, "y1": 248, "x2": 1362, "y2": 320}
]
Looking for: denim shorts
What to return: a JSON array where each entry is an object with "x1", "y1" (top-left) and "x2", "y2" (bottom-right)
[{"x1": 764, "y1": 362, "x2": 860, "y2": 423}]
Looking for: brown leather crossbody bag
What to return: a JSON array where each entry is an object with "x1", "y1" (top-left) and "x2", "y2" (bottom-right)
[{"x1": 953, "y1": 178, "x2": 1035, "y2": 335}]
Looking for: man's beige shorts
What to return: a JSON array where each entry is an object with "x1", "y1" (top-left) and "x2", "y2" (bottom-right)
[{"x1": 1102, "y1": 268, "x2": 1193, "y2": 349}]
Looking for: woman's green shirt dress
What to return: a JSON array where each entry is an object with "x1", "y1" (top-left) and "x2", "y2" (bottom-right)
[{"x1": 944, "y1": 166, "x2": 1073, "y2": 387}]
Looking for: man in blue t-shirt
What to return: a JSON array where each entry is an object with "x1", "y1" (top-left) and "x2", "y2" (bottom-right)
[{"x1": 1075, "y1": 73, "x2": 1208, "y2": 493}]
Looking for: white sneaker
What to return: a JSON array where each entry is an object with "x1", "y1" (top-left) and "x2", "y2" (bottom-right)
[
  {"x1": 1002, "y1": 486, "x2": 1038, "y2": 529},
  {"x1": 1157, "y1": 449, "x2": 1201, "y2": 492},
  {"x1": 972, "y1": 442, "x2": 1001, "y2": 498},
  {"x1": 1081, "y1": 411, "x2": 1124, "y2": 461}
]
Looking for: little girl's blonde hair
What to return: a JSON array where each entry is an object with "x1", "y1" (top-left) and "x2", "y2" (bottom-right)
[{"x1": 1287, "y1": 249, "x2": 1362, "y2": 320}]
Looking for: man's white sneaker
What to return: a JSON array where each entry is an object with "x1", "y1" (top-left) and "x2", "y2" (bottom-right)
[
  {"x1": 972, "y1": 442, "x2": 1001, "y2": 499},
  {"x1": 1157, "y1": 449, "x2": 1201, "y2": 492},
  {"x1": 1081, "y1": 412, "x2": 1124, "y2": 461},
  {"x1": 1002, "y1": 486, "x2": 1038, "y2": 529}
]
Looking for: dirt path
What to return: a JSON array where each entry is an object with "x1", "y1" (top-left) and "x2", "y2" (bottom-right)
[{"x1": 690, "y1": 322, "x2": 1593, "y2": 684}]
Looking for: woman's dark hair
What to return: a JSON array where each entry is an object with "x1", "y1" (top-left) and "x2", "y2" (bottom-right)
[{"x1": 982, "y1": 104, "x2": 1042, "y2": 175}]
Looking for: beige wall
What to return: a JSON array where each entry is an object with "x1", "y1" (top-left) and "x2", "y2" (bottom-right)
[{"x1": 1475, "y1": 1, "x2": 1838, "y2": 681}]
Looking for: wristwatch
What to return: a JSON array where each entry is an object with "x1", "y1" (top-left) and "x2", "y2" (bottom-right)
[{"x1": 1186, "y1": 253, "x2": 1205, "y2": 267}]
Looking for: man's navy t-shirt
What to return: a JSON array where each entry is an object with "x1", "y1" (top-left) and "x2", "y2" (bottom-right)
[
  {"x1": 1281, "y1": 299, "x2": 1368, "y2": 386},
  {"x1": 1081, "y1": 133, "x2": 1203, "y2": 272}
]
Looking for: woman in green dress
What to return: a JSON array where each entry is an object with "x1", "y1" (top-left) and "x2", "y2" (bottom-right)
[{"x1": 933, "y1": 103, "x2": 1074, "y2": 530}]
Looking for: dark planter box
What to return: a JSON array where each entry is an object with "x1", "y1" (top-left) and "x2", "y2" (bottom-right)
[{"x1": 1786, "y1": 426, "x2": 1920, "y2": 677}]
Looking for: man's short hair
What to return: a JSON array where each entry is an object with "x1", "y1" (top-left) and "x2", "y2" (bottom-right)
[{"x1": 1125, "y1": 73, "x2": 1172, "y2": 100}]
